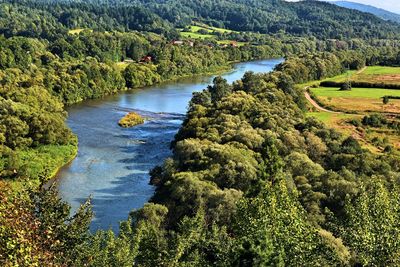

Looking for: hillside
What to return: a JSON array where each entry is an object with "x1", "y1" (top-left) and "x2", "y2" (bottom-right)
[
  {"x1": 8, "y1": 0, "x2": 400, "y2": 40},
  {"x1": 132, "y1": 0, "x2": 400, "y2": 39},
  {"x1": 332, "y1": 1, "x2": 400, "y2": 23}
]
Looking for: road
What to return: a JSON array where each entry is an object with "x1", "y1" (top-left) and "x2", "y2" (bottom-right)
[{"x1": 304, "y1": 91, "x2": 342, "y2": 114}]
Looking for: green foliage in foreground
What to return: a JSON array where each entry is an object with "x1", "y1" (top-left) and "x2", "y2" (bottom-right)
[{"x1": 0, "y1": 185, "x2": 92, "y2": 266}]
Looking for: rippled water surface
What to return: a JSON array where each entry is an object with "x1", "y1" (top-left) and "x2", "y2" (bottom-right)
[{"x1": 56, "y1": 58, "x2": 283, "y2": 231}]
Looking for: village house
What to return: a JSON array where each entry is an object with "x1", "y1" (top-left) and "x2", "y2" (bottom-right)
[
  {"x1": 140, "y1": 56, "x2": 153, "y2": 63},
  {"x1": 171, "y1": 40, "x2": 184, "y2": 45}
]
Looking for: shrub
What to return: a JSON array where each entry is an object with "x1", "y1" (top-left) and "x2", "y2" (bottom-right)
[
  {"x1": 362, "y1": 114, "x2": 387, "y2": 127},
  {"x1": 118, "y1": 112, "x2": 145, "y2": 128},
  {"x1": 340, "y1": 81, "x2": 352, "y2": 91}
]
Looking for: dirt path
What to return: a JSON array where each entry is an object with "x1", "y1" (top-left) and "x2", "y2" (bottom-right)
[
  {"x1": 304, "y1": 91, "x2": 342, "y2": 114},
  {"x1": 356, "y1": 66, "x2": 367, "y2": 75}
]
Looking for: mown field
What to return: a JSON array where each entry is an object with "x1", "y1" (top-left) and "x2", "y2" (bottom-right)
[
  {"x1": 356, "y1": 66, "x2": 400, "y2": 83},
  {"x1": 179, "y1": 23, "x2": 248, "y2": 46},
  {"x1": 310, "y1": 87, "x2": 400, "y2": 113},
  {"x1": 309, "y1": 66, "x2": 400, "y2": 113},
  {"x1": 306, "y1": 66, "x2": 400, "y2": 153},
  {"x1": 326, "y1": 66, "x2": 400, "y2": 83}
]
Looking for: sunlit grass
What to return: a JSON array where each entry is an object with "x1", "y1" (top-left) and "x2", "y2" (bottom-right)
[
  {"x1": 5, "y1": 144, "x2": 77, "y2": 191},
  {"x1": 311, "y1": 87, "x2": 400, "y2": 113},
  {"x1": 311, "y1": 87, "x2": 400, "y2": 99},
  {"x1": 68, "y1": 28, "x2": 92, "y2": 35}
]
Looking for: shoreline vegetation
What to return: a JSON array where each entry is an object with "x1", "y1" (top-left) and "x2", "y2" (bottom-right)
[
  {"x1": 7, "y1": 143, "x2": 78, "y2": 192},
  {"x1": 1, "y1": 59, "x2": 247, "y2": 192},
  {"x1": 0, "y1": 55, "x2": 263, "y2": 193}
]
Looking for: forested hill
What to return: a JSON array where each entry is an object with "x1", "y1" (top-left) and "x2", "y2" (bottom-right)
[
  {"x1": 332, "y1": 1, "x2": 400, "y2": 23},
  {"x1": 4, "y1": 0, "x2": 400, "y2": 40},
  {"x1": 131, "y1": 0, "x2": 400, "y2": 39}
]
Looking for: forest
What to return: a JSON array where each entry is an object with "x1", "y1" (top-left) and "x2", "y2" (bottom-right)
[{"x1": 2, "y1": 0, "x2": 400, "y2": 266}]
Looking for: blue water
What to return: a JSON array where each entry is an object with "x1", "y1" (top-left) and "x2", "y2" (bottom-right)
[{"x1": 56, "y1": 58, "x2": 283, "y2": 231}]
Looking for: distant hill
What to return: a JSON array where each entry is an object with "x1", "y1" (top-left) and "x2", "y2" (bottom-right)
[
  {"x1": 332, "y1": 1, "x2": 400, "y2": 23},
  {"x1": 9, "y1": 0, "x2": 400, "y2": 39},
  {"x1": 131, "y1": 0, "x2": 400, "y2": 39}
]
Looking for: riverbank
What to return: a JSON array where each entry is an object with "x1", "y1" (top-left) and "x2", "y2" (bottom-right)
[
  {"x1": 56, "y1": 58, "x2": 283, "y2": 231},
  {"x1": 4, "y1": 62, "x2": 238, "y2": 194},
  {"x1": 6, "y1": 143, "x2": 78, "y2": 193},
  {"x1": 64, "y1": 62, "x2": 235, "y2": 107}
]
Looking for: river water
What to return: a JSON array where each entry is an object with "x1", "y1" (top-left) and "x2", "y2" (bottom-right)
[{"x1": 56, "y1": 58, "x2": 283, "y2": 231}]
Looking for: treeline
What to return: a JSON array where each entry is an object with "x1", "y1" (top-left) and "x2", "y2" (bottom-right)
[
  {"x1": 3, "y1": 0, "x2": 400, "y2": 41},
  {"x1": 0, "y1": 19, "x2": 326, "y2": 182},
  {"x1": 321, "y1": 80, "x2": 400, "y2": 89},
  {"x1": 133, "y1": 0, "x2": 400, "y2": 40},
  {"x1": 0, "y1": 0, "x2": 176, "y2": 39}
]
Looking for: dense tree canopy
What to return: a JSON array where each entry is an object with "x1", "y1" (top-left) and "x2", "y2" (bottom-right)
[{"x1": 2, "y1": 0, "x2": 400, "y2": 265}]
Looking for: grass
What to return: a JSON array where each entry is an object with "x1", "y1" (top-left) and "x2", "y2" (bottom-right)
[
  {"x1": 310, "y1": 87, "x2": 400, "y2": 113},
  {"x1": 180, "y1": 31, "x2": 215, "y2": 39},
  {"x1": 4, "y1": 144, "x2": 78, "y2": 191},
  {"x1": 119, "y1": 112, "x2": 145, "y2": 128},
  {"x1": 311, "y1": 87, "x2": 400, "y2": 99},
  {"x1": 300, "y1": 66, "x2": 400, "y2": 89},
  {"x1": 324, "y1": 70, "x2": 358, "y2": 83},
  {"x1": 179, "y1": 23, "x2": 239, "y2": 40},
  {"x1": 304, "y1": 66, "x2": 400, "y2": 153},
  {"x1": 319, "y1": 66, "x2": 400, "y2": 84},
  {"x1": 216, "y1": 40, "x2": 248, "y2": 47},
  {"x1": 306, "y1": 112, "x2": 356, "y2": 125},
  {"x1": 306, "y1": 112, "x2": 381, "y2": 153},
  {"x1": 68, "y1": 28, "x2": 92, "y2": 35},
  {"x1": 115, "y1": 61, "x2": 131, "y2": 70},
  {"x1": 190, "y1": 23, "x2": 238, "y2": 34},
  {"x1": 362, "y1": 66, "x2": 400, "y2": 75}
]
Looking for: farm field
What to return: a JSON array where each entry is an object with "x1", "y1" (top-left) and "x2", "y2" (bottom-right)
[
  {"x1": 310, "y1": 87, "x2": 400, "y2": 113},
  {"x1": 306, "y1": 112, "x2": 384, "y2": 152},
  {"x1": 306, "y1": 66, "x2": 400, "y2": 153},
  {"x1": 355, "y1": 66, "x2": 400, "y2": 83},
  {"x1": 180, "y1": 24, "x2": 232, "y2": 39},
  {"x1": 326, "y1": 66, "x2": 400, "y2": 84},
  {"x1": 68, "y1": 28, "x2": 93, "y2": 34},
  {"x1": 180, "y1": 30, "x2": 215, "y2": 39},
  {"x1": 179, "y1": 23, "x2": 248, "y2": 46}
]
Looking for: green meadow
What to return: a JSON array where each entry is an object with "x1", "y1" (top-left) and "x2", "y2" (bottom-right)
[{"x1": 311, "y1": 87, "x2": 400, "y2": 99}]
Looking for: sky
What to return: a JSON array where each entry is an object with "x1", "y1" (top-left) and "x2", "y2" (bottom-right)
[{"x1": 286, "y1": 0, "x2": 400, "y2": 14}]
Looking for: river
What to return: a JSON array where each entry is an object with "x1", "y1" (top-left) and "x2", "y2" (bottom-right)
[{"x1": 56, "y1": 58, "x2": 283, "y2": 231}]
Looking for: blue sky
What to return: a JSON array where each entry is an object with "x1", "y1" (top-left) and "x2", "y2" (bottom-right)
[{"x1": 286, "y1": 0, "x2": 400, "y2": 14}]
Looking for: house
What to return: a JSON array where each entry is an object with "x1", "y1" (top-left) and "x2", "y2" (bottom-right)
[
  {"x1": 188, "y1": 41, "x2": 194, "y2": 47},
  {"x1": 140, "y1": 56, "x2": 153, "y2": 63},
  {"x1": 171, "y1": 40, "x2": 184, "y2": 45}
]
